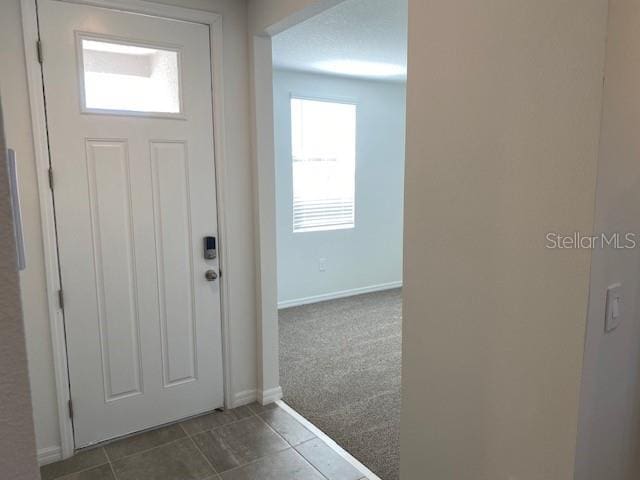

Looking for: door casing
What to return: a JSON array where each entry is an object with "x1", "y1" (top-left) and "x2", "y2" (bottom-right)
[{"x1": 20, "y1": 0, "x2": 232, "y2": 461}]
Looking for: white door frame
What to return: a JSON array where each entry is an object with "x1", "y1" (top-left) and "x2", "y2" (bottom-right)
[{"x1": 20, "y1": 0, "x2": 233, "y2": 460}]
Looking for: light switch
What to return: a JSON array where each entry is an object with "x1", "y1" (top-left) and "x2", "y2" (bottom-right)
[{"x1": 605, "y1": 283, "x2": 623, "y2": 333}]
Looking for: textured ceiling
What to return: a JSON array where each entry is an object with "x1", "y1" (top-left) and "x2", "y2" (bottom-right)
[{"x1": 272, "y1": 0, "x2": 408, "y2": 81}]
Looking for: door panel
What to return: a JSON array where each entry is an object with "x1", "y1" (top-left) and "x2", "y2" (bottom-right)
[
  {"x1": 38, "y1": 0, "x2": 224, "y2": 447},
  {"x1": 86, "y1": 139, "x2": 143, "y2": 402},
  {"x1": 150, "y1": 141, "x2": 198, "y2": 387}
]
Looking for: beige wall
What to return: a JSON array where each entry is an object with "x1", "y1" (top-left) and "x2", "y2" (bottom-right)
[
  {"x1": 0, "y1": 100, "x2": 40, "y2": 480},
  {"x1": 0, "y1": 0, "x2": 61, "y2": 454},
  {"x1": 575, "y1": 1, "x2": 640, "y2": 479},
  {"x1": 400, "y1": 1, "x2": 608, "y2": 479},
  {"x1": 0, "y1": 0, "x2": 257, "y2": 458}
]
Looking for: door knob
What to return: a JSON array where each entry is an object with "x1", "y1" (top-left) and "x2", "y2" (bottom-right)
[{"x1": 205, "y1": 270, "x2": 218, "y2": 281}]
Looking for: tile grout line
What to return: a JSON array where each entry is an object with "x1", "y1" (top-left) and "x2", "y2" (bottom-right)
[
  {"x1": 184, "y1": 406, "x2": 283, "y2": 479},
  {"x1": 250, "y1": 408, "x2": 331, "y2": 480},
  {"x1": 205, "y1": 439, "x2": 330, "y2": 480},
  {"x1": 49, "y1": 405, "x2": 271, "y2": 480},
  {"x1": 84, "y1": 408, "x2": 240, "y2": 456},
  {"x1": 188, "y1": 404, "x2": 328, "y2": 479},
  {"x1": 107, "y1": 459, "x2": 119, "y2": 480},
  {"x1": 189, "y1": 406, "x2": 292, "y2": 478},
  {"x1": 179, "y1": 423, "x2": 221, "y2": 479},
  {"x1": 102, "y1": 447, "x2": 118, "y2": 480},
  {"x1": 101, "y1": 408, "x2": 254, "y2": 464},
  {"x1": 47, "y1": 459, "x2": 111, "y2": 480},
  {"x1": 276, "y1": 400, "x2": 382, "y2": 480},
  {"x1": 253, "y1": 406, "x2": 316, "y2": 450},
  {"x1": 103, "y1": 445, "x2": 113, "y2": 464},
  {"x1": 183, "y1": 406, "x2": 257, "y2": 437},
  {"x1": 106, "y1": 436, "x2": 189, "y2": 465},
  {"x1": 209, "y1": 446, "x2": 296, "y2": 477}
]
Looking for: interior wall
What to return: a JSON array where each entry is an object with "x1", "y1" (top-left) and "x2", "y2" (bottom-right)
[
  {"x1": 0, "y1": 0, "x2": 61, "y2": 456},
  {"x1": 575, "y1": 1, "x2": 640, "y2": 479},
  {"x1": 0, "y1": 0, "x2": 257, "y2": 459},
  {"x1": 247, "y1": 0, "x2": 348, "y2": 402},
  {"x1": 400, "y1": 0, "x2": 608, "y2": 478},
  {"x1": 0, "y1": 100, "x2": 40, "y2": 480},
  {"x1": 273, "y1": 69, "x2": 405, "y2": 307}
]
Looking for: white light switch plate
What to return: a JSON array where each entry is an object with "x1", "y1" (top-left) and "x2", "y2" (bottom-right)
[
  {"x1": 605, "y1": 283, "x2": 623, "y2": 333},
  {"x1": 318, "y1": 258, "x2": 326, "y2": 272}
]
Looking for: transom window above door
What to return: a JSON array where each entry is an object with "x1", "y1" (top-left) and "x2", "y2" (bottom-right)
[
  {"x1": 79, "y1": 36, "x2": 183, "y2": 116},
  {"x1": 291, "y1": 97, "x2": 356, "y2": 233}
]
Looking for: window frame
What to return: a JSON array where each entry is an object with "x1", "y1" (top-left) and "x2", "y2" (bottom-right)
[
  {"x1": 75, "y1": 31, "x2": 186, "y2": 120},
  {"x1": 289, "y1": 94, "x2": 358, "y2": 234}
]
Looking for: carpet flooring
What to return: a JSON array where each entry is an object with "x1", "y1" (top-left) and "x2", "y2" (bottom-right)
[{"x1": 279, "y1": 288, "x2": 402, "y2": 480}]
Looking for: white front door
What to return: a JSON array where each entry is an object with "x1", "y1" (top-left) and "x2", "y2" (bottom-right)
[{"x1": 38, "y1": 0, "x2": 224, "y2": 448}]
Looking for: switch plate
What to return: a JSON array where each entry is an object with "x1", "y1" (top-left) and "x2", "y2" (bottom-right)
[
  {"x1": 318, "y1": 258, "x2": 326, "y2": 272},
  {"x1": 605, "y1": 283, "x2": 623, "y2": 333}
]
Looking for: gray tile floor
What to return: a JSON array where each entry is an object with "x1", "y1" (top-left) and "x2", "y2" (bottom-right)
[{"x1": 40, "y1": 403, "x2": 367, "y2": 480}]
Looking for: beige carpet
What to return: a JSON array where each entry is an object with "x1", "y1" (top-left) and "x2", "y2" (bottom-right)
[{"x1": 279, "y1": 288, "x2": 402, "y2": 480}]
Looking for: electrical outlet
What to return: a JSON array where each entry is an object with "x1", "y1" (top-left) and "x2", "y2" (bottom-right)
[{"x1": 318, "y1": 258, "x2": 326, "y2": 272}]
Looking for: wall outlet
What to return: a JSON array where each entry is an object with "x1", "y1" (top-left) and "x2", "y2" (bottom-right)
[{"x1": 318, "y1": 258, "x2": 326, "y2": 272}]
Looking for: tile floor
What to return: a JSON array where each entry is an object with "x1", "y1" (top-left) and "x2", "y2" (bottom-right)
[{"x1": 40, "y1": 402, "x2": 367, "y2": 480}]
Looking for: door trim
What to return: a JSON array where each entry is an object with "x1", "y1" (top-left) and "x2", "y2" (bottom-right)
[{"x1": 21, "y1": 0, "x2": 233, "y2": 461}]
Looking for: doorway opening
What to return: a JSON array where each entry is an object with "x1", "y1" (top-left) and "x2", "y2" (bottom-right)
[{"x1": 272, "y1": 2, "x2": 408, "y2": 478}]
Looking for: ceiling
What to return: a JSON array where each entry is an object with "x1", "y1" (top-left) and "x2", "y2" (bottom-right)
[{"x1": 271, "y1": 0, "x2": 408, "y2": 82}]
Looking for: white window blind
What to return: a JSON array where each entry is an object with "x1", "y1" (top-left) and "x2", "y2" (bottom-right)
[{"x1": 291, "y1": 97, "x2": 356, "y2": 232}]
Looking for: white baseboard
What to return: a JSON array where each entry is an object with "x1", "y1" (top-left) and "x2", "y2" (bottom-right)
[
  {"x1": 38, "y1": 446, "x2": 62, "y2": 466},
  {"x1": 276, "y1": 401, "x2": 382, "y2": 480},
  {"x1": 231, "y1": 389, "x2": 257, "y2": 408},
  {"x1": 278, "y1": 281, "x2": 402, "y2": 309},
  {"x1": 260, "y1": 386, "x2": 283, "y2": 404},
  {"x1": 231, "y1": 386, "x2": 283, "y2": 408}
]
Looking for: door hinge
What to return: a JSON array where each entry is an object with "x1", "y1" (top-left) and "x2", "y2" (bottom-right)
[
  {"x1": 58, "y1": 289, "x2": 64, "y2": 310},
  {"x1": 36, "y1": 40, "x2": 43, "y2": 64},
  {"x1": 48, "y1": 167, "x2": 54, "y2": 190},
  {"x1": 68, "y1": 399, "x2": 74, "y2": 419}
]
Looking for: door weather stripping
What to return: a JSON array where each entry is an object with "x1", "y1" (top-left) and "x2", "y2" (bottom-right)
[{"x1": 37, "y1": 40, "x2": 43, "y2": 64}]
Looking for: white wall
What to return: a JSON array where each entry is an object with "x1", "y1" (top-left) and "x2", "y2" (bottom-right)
[
  {"x1": 575, "y1": 1, "x2": 640, "y2": 478},
  {"x1": 400, "y1": 1, "x2": 608, "y2": 479},
  {"x1": 1, "y1": 0, "x2": 258, "y2": 459},
  {"x1": 273, "y1": 69, "x2": 405, "y2": 307}
]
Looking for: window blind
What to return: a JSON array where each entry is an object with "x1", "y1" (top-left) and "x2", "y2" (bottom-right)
[{"x1": 291, "y1": 98, "x2": 356, "y2": 232}]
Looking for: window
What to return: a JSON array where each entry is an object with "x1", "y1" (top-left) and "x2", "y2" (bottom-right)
[
  {"x1": 80, "y1": 37, "x2": 182, "y2": 115},
  {"x1": 291, "y1": 98, "x2": 356, "y2": 232}
]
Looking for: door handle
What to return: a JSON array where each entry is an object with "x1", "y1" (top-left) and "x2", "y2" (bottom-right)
[{"x1": 205, "y1": 270, "x2": 218, "y2": 281}]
